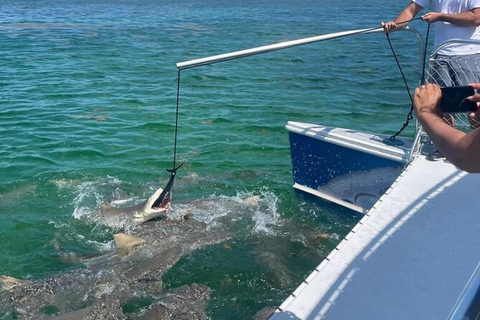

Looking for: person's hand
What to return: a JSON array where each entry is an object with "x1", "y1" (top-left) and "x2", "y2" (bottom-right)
[
  {"x1": 414, "y1": 83, "x2": 443, "y2": 119},
  {"x1": 421, "y1": 12, "x2": 442, "y2": 23},
  {"x1": 381, "y1": 21, "x2": 398, "y2": 32},
  {"x1": 467, "y1": 83, "x2": 480, "y2": 128}
]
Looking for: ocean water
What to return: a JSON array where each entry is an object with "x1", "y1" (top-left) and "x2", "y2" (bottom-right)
[{"x1": 0, "y1": 0, "x2": 428, "y2": 319}]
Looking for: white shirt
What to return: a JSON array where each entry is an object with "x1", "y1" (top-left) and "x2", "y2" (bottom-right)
[{"x1": 413, "y1": 0, "x2": 480, "y2": 55}]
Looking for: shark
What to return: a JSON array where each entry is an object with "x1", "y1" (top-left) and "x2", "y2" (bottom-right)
[
  {"x1": 100, "y1": 186, "x2": 171, "y2": 224},
  {"x1": 100, "y1": 164, "x2": 182, "y2": 224},
  {"x1": 0, "y1": 189, "x2": 327, "y2": 320},
  {"x1": 0, "y1": 216, "x2": 229, "y2": 319}
]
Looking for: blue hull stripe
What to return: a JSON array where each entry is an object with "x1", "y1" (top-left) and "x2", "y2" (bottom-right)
[{"x1": 289, "y1": 132, "x2": 402, "y2": 189}]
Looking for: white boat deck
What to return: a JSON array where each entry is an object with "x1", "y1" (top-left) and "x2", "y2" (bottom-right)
[{"x1": 271, "y1": 154, "x2": 480, "y2": 320}]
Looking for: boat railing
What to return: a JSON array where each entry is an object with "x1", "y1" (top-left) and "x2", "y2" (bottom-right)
[
  {"x1": 423, "y1": 39, "x2": 480, "y2": 133},
  {"x1": 430, "y1": 38, "x2": 480, "y2": 57}
]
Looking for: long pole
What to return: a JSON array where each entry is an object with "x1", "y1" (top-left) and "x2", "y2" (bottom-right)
[{"x1": 176, "y1": 28, "x2": 384, "y2": 70}]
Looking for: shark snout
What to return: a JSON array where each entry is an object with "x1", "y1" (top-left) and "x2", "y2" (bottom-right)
[{"x1": 133, "y1": 187, "x2": 171, "y2": 224}]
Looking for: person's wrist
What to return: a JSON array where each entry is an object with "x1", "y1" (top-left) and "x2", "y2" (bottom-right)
[{"x1": 416, "y1": 108, "x2": 443, "y2": 122}]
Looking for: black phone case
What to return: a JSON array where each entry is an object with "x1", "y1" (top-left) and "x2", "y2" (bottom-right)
[{"x1": 440, "y1": 86, "x2": 477, "y2": 113}]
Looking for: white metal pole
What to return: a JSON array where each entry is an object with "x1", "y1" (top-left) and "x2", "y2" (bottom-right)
[{"x1": 176, "y1": 28, "x2": 384, "y2": 70}]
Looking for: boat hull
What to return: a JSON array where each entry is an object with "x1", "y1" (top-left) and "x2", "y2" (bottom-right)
[{"x1": 286, "y1": 121, "x2": 413, "y2": 213}]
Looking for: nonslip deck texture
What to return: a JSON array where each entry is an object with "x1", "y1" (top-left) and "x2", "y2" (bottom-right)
[{"x1": 272, "y1": 155, "x2": 480, "y2": 320}]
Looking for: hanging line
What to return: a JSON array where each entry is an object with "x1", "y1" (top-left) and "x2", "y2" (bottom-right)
[
  {"x1": 157, "y1": 70, "x2": 183, "y2": 206},
  {"x1": 167, "y1": 68, "x2": 184, "y2": 175},
  {"x1": 388, "y1": 22, "x2": 431, "y2": 141},
  {"x1": 165, "y1": 69, "x2": 184, "y2": 174},
  {"x1": 171, "y1": 69, "x2": 182, "y2": 172},
  {"x1": 152, "y1": 69, "x2": 184, "y2": 209}
]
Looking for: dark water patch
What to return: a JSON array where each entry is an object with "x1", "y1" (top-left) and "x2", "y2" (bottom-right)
[
  {"x1": 40, "y1": 305, "x2": 59, "y2": 315},
  {"x1": 196, "y1": 117, "x2": 234, "y2": 125},
  {"x1": 189, "y1": 74, "x2": 231, "y2": 82},
  {"x1": 163, "y1": 236, "x2": 322, "y2": 320},
  {"x1": 0, "y1": 237, "x2": 75, "y2": 278},
  {"x1": 0, "y1": 310, "x2": 19, "y2": 320},
  {"x1": 122, "y1": 296, "x2": 154, "y2": 314},
  {"x1": 241, "y1": 124, "x2": 288, "y2": 135},
  {"x1": 126, "y1": 122, "x2": 174, "y2": 134},
  {"x1": 52, "y1": 148, "x2": 107, "y2": 159}
]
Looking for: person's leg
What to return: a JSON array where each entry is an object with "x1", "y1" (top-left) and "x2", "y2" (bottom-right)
[
  {"x1": 429, "y1": 55, "x2": 453, "y2": 87},
  {"x1": 449, "y1": 54, "x2": 480, "y2": 85}
]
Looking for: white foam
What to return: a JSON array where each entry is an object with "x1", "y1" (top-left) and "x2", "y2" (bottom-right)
[
  {"x1": 85, "y1": 239, "x2": 115, "y2": 252},
  {"x1": 171, "y1": 189, "x2": 282, "y2": 235},
  {"x1": 251, "y1": 189, "x2": 281, "y2": 235},
  {"x1": 71, "y1": 177, "x2": 128, "y2": 220},
  {"x1": 72, "y1": 181, "x2": 102, "y2": 219},
  {"x1": 70, "y1": 177, "x2": 283, "y2": 237}
]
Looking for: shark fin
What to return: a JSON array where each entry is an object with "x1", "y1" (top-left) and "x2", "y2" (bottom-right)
[
  {"x1": 0, "y1": 276, "x2": 28, "y2": 290},
  {"x1": 114, "y1": 233, "x2": 143, "y2": 250},
  {"x1": 101, "y1": 201, "x2": 113, "y2": 210}
]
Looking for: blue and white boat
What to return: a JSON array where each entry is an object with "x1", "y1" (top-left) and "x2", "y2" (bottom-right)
[
  {"x1": 177, "y1": 28, "x2": 480, "y2": 320},
  {"x1": 276, "y1": 36, "x2": 480, "y2": 320}
]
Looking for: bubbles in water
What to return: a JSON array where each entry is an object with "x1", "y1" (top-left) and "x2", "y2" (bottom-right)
[
  {"x1": 251, "y1": 189, "x2": 281, "y2": 235},
  {"x1": 72, "y1": 181, "x2": 103, "y2": 219},
  {"x1": 170, "y1": 188, "x2": 283, "y2": 235}
]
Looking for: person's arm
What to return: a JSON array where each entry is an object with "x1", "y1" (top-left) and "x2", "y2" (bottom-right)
[
  {"x1": 414, "y1": 83, "x2": 480, "y2": 173},
  {"x1": 382, "y1": 2, "x2": 424, "y2": 32},
  {"x1": 421, "y1": 8, "x2": 480, "y2": 26}
]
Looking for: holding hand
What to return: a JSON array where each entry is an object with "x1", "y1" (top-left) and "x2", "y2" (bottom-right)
[
  {"x1": 381, "y1": 21, "x2": 398, "y2": 32},
  {"x1": 421, "y1": 12, "x2": 443, "y2": 23},
  {"x1": 413, "y1": 83, "x2": 443, "y2": 119}
]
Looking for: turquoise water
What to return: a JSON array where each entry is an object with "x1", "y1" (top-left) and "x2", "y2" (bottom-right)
[{"x1": 0, "y1": 0, "x2": 427, "y2": 319}]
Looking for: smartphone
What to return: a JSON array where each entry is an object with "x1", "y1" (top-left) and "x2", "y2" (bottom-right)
[{"x1": 440, "y1": 85, "x2": 477, "y2": 113}]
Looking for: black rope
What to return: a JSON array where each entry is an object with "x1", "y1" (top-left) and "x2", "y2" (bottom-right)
[
  {"x1": 152, "y1": 69, "x2": 183, "y2": 207},
  {"x1": 172, "y1": 69, "x2": 182, "y2": 171},
  {"x1": 389, "y1": 22, "x2": 431, "y2": 141},
  {"x1": 420, "y1": 23, "x2": 431, "y2": 84},
  {"x1": 386, "y1": 32, "x2": 415, "y2": 104}
]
